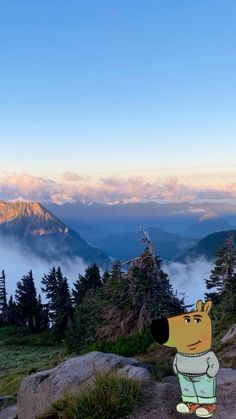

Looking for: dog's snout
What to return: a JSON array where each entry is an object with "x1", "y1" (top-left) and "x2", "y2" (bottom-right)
[{"x1": 151, "y1": 318, "x2": 169, "y2": 345}]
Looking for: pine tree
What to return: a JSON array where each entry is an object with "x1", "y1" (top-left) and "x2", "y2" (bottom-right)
[
  {"x1": 0, "y1": 270, "x2": 8, "y2": 324},
  {"x1": 15, "y1": 270, "x2": 38, "y2": 329},
  {"x1": 68, "y1": 264, "x2": 104, "y2": 350},
  {"x1": 41, "y1": 266, "x2": 73, "y2": 337},
  {"x1": 72, "y1": 264, "x2": 102, "y2": 305},
  {"x1": 41, "y1": 267, "x2": 58, "y2": 324},
  {"x1": 205, "y1": 231, "x2": 236, "y2": 304},
  {"x1": 102, "y1": 269, "x2": 111, "y2": 283},
  {"x1": 110, "y1": 260, "x2": 123, "y2": 281},
  {"x1": 67, "y1": 286, "x2": 103, "y2": 350},
  {"x1": 54, "y1": 269, "x2": 73, "y2": 338},
  {"x1": 36, "y1": 294, "x2": 49, "y2": 330},
  {"x1": 219, "y1": 272, "x2": 236, "y2": 323},
  {"x1": 7, "y1": 295, "x2": 18, "y2": 325},
  {"x1": 97, "y1": 246, "x2": 184, "y2": 340}
]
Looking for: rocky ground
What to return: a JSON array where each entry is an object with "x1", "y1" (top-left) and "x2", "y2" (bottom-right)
[
  {"x1": 126, "y1": 372, "x2": 236, "y2": 419},
  {"x1": 1, "y1": 323, "x2": 236, "y2": 419}
]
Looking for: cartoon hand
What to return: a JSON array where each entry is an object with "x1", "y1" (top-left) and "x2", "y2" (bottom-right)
[{"x1": 206, "y1": 353, "x2": 220, "y2": 377}]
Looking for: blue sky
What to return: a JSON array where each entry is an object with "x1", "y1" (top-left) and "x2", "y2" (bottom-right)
[{"x1": 0, "y1": 0, "x2": 236, "y2": 183}]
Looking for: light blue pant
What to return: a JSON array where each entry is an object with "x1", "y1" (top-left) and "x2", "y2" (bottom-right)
[{"x1": 177, "y1": 373, "x2": 216, "y2": 404}]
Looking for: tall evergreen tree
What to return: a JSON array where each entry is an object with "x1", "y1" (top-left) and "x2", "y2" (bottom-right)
[
  {"x1": 41, "y1": 267, "x2": 58, "y2": 325},
  {"x1": 205, "y1": 231, "x2": 236, "y2": 304},
  {"x1": 0, "y1": 270, "x2": 8, "y2": 324},
  {"x1": 15, "y1": 270, "x2": 38, "y2": 329},
  {"x1": 110, "y1": 260, "x2": 123, "y2": 281},
  {"x1": 41, "y1": 266, "x2": 73, "y2": 337},
  {"x1": 7, "y1": 295, "x2": 18, "y2": 325},
  {"x1": 97, "y1": 246, "x2": 184, "y2": 340},
  {"x1": 219, "y1": 271, "x2": 236, "y2": 323},
  {"x1": 72, "y1": 263, "x2": 102, "y2": 305},
  {"x1": 54, "y1": 269, "x2": 73, "y2": 338},
  {"x1": 36, "y1": 294, "x2": 49, "y2": 330},
  {"x1": 68, "y1": 264, "x2": 104, "y2": 349},
  {"x1": 102, "y1": 269, "x2": 111, "y2": 283}
]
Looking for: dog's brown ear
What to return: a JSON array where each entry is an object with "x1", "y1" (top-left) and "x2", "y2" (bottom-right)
[
  {"x1": 196, "y1": 299, "x2": 203, "y2": 312},
  {"x1": 203, "y1": 300, "x2": 213, "y2": 314}
]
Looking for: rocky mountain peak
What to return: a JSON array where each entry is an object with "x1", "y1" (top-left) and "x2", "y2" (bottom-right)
[{"x1": 0, "y1": 200, "x2": 54, "y2": 224}]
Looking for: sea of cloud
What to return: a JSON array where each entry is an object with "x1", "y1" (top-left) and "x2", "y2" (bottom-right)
[
  {"x1": 0, "y1": 237, "x2": 87, "y2": 302},
  {"x1": 164, "y1": 257, "x2": 213, "y2": 306},
  {"x1": 0, "y1": 231, "x2": 213, "y2": 310}
]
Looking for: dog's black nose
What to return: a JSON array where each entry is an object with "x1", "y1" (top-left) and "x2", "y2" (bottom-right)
[{"x1": 151, "y1": 318, "x2": 169, "y2": 344}]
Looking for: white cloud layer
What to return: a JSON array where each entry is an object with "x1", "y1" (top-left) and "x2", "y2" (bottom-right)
[
  {"x1": 0, "y1": 172, "x2": 236, "y2": 204},
  {"x1": 164, "y1": 257, "x2": 213, "y2": 306},
  {"x1": 0, "y1": 236, "x2": 87, "y2": 300}
]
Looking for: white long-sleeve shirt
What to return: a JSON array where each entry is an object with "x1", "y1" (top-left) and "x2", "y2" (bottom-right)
[{"x1": 173, "y1": 350, "x2": 219, "y2": 377}]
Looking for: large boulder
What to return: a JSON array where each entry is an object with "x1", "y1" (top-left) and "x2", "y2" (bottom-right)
[
  {"x1": 17, "y1": 351, "x2": 152, "y2": 419},
  {"x1": 0, "y1": 404, "x2": 17, "y2": 419}
]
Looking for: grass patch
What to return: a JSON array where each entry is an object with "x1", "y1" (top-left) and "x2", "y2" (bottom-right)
[
  {"x1": 39, "y1": 372, "x2": 141, "y2": 419},
  {"x1": 0, "y1": 326, "x2": 66, "y2": 398}
]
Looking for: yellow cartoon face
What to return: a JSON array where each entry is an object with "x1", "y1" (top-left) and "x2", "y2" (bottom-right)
[{"x1": 151, "y1": 300, "x2": 213, "y2": 354}]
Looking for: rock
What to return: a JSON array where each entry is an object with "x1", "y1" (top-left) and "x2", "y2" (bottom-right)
[
  {"x1": 161, "y1": 375, "x2": 178, "y2": 384},
  {"x1": 217, "y1": 367, "x2": 236, "y2": 385},
  {"x1": 0, "y1": 404, "x2": 17, "y2": 419},
  {"x1": 224, "y1": 344, "x2": 236, "y2": 358},
  {"x1": 221, "y1": 323, "x2": 236, "y2": 343},
  {"x1": 17, "y1": 351, "x2": 152, "y2": 419},
  {"x1": 17, "y1": 352, "x2": 236, "y2": 419}
]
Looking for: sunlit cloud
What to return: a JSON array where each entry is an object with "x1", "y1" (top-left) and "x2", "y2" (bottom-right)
[
  {"x1": 0, "y1": 172, "x2": 236, "y2": 204},
  {"x1": 62, "y1": 171, "x2": 88, "y2": 182}
]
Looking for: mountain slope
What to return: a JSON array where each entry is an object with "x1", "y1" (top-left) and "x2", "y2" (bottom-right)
[
  {"x1": 93, "y1": 227, "x2": 197, "y2": 262},
  {"x1": 179, "y1": 230, "x2": 236, "y2": 261},
  {"x1": 182, "y1": 211, "x2": 232, "y2": 238},
  {"x1": 0, "y1": 201, "x2": 111, "y2": 267}
]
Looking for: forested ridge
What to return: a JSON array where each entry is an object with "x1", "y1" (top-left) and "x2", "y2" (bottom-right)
[{"x1": 0, "y1": 231, "x2": 235, "y2": 355}]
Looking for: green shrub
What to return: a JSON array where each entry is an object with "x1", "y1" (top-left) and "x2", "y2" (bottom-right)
[
  {"x1": 0, "y1": 325, "x2": 30, "y2": 337},
  {"x1": 80, "y1": 329, "x2": 153, "y2": 357},
  {"x1": 39, "y1": 372, "x2": 141, "y2": 419}
]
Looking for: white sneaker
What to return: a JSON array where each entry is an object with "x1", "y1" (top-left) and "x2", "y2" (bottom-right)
[
  {"x1": 195, "y1": 406, "x2": 215, "y2": 418},
  {"x1": 176, "y1": 403, "x2": 191, "y2": 414}
]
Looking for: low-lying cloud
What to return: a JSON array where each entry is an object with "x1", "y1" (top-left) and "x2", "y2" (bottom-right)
[
  {"x1": 0, "y1": 233, "x2": 214, "y2": 309},
  {"x1": 164, "y1": 257, "x2": 213, "y2": 306},
  {"x1": 1, "y1": 172, "x2": 236, "y2": 205},
  {"x1": 0, "y1": 237, "x2": 87, "y2": 301}
]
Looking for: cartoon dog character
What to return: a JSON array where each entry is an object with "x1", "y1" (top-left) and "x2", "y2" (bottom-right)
[{"x1": 151, "y1": 300, "x2": 219, "y2": 418}]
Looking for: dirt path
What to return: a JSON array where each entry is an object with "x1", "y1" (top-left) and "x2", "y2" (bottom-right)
[{"x1": 126, "y1": 381, "x2": 236, "y2": 419}]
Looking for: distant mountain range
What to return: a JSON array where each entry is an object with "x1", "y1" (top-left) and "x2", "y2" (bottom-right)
[
  {"x1": 0, "y1": 201, "x2": 111, "y2": 268},
  {"x1": 0, "y1": 200, "x2": 235, "y2": 268},
  {"x1": 46, "y1": 201, "x2": 236, "y2": 240},
  {"x1": 92, "y1": 227, "x2": 196, "y2": 262}
]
